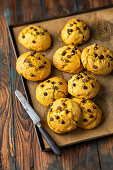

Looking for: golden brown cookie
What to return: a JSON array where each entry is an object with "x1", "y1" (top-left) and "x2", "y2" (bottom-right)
[
  {"x1": 61, "y1": 18, "x2": 90, "y2": 46},
  {"x1": 81, "y1": 44, "x2": 113, "y2": 76},
  {"x1": 47, "y1": 98, "x2": 82, "y2": 133},
  {"x1": 36, "y1": 77, "x2": 68, "y2": 107},
  {"x1": 16, "y1": 51, "x2": 51, "y2": 81},
  {"x1": 18, "y1": 25, "x2": 51, "y2": 51},
  {"x1": 68, "y1": 72, "x2": 100, "y2": 99},
  {"x1": 53, "y1": 45, "x2": 83, "y2": 73},
  {"x1": 73, "y1": 98, "x2": 102, "y2": 129}
]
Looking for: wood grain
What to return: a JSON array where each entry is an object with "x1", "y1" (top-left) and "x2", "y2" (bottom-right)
[{"x1": 0, "y1": 0, "x2": 113, "y2": 170}]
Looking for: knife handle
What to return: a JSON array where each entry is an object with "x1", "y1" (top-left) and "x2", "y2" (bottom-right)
[{"x1": 37, "y1": 123, "x2": 62, "y2": 156}]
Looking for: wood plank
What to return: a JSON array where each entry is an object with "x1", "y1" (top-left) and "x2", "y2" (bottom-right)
[{"x1": 0, "y1": 0, "x2": 16, "y2": 169}]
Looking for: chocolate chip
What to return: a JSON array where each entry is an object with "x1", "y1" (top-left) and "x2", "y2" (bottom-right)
[
  {"x1": 30, "y1": 52, "x2": 34, "y2": 56},
  {"x1": 82, "y1": 39, "x2": 85, "y2": 43},
  {"x1": 59, "y1": 81, "x2": 62, "y2": 85},
  {"x1": 30, "y1": 27, "x2": 33, "y2": 29},
  {"x1": 38, "y1": 66, "x2": 41, "y2": 69},
  {"x1": 34, "y1": 28, "x2": 37, "y2": 31},
  {"x1": 75, "y1": 121, "x2": 78, "y2": 124},
  {"x1": 61, "y1": 120, "x2": 65, "y2": 124},
  {"x1": 29, "y1": 64, "x2": 32, "y2": 67},
  {"x1": 91, "y1": 83, "x2": 95, "y2": 88},
  {"x1": 25, "y1": 59, "x2": 29, "y2": 63},
  {"x1": 50, "y1": 117, "x2": 53, "y2": 121},
  {"x1": 46, "y1": 80, "x2": 50, "y2": 83},
  {"x1": 57, "y1": 106, "x2": 61, "y2": 110},
  {"x1": 83, "y1": 73, "x2": 87, "y2": 76},
  {"x1": 36, "y1": 32, "x2": 39, "y2": 34},
  {"x1": 74, "y1": 47, "x2": 77, "y2": 50},
  {"x1": 49, "y1": 103, "x2": 53, "y2": 107},
  {"x1": 52, "y1": 98, "x2": 55, "y2": 102},
  {"x1": 62, "y1": 102, "x2": 65, "y2": 106},
  {"x1": 32, "y1": 40, "x2": 36, "y2": 43},
  {"x1": 37, "y1": 56, "x2": 40, "y2": 60},
  {"x1": 76, "y1": 76, "x2": 79, "y2": 79},
  {"x1": 93, "y1": 65, "x2": 98, "y2": 69},
  {"x1": 22, "y1": 35, "x2": 25, "y2": 38},
  {"x1": 73, "y1": 21, "x2": 76, "y2": 24},
  {"x1": 76, "y1": 27, "x2": 79, "y2": 30},
  {"x1": 54, "y1": 86, "x2": 58, "y2": 90},
  {"x1": 67, "y1": 29, "x2": 73, "y2": 34},
  {"x1": 79, "y1": 75, "x2": 83, "y2": 78},
  {"x1": 81, "y1": 99, "x2": 85, "y2": 103},
  {"x1": 83, "y1": 119, "x2": 88, "y2": 122},
  {"x1": 41, "y1": 65, "x2": 45, "y2": 68},
  {"x1": 51, "y1": 81, "x2": 55, "y2": 84},
  {"x1": 41, "y1": 84, "x2": 44, "y2": 87},
  {"x1": 86, "y1": 76, "x2": 90, "y2": 79},
  {"x1": 79, "y1": 30, "x2": 82, "y2": 34},
  {"x1": 62, "y1": 51, "x2": 66, "y2": 56},
  {"x1": 44, "y1": 92, "x2": 48, "y2": 96},
  {"x1": 110, "y1": 58, "x2": 113, "y2": 61},
  {"x1": 83, "y1": 26, "x2": 87, "y2": 30},
  {"x1": 98, "y1": 55, "x2": 104, "y2": 59},
  {"x1": 41, "y1": 32, "x2": 44, "y2": 35},
  {"x1": 107, "y1": 55, "x2": 112, "y2": 58},
  {"x1": 87, "y1": 109, "x2": 91, "y2": 112},
  {"x1": 67, "y1": 47, "x2": 71, "y2": 50},
  {"x1": 93, "y1": 105, "x2": 96, "y2": 109},
  {"x1": 89, "y1": 115, "x2": 94, "y2": 118},
  {"x1": 83, "y1": 86, "x2": 88, "y2": 89},
  {"x1": 94, "y1": 47, "x2": 98, "y2": 50},
  {"x1": 70, "y1": 24, "x2": 73, "y2": 27},
  {"x1": 56, "y1": 116, "x2": 59, "y2": 119},
  {"x1": 65, "y1": 59, "x2": 69, "y2": 63},
  {"x1": 50, "y1": 108, "x2": 52, "y2": 112},
  {"x1": 65, "y1": 110, "x2": 69, "y2": 114},
  {"x1": 73, "y1": 83, "x2": 76, "y2": 86},
  {"x1": 94, "y1": 53, "x2": 98, "y2": 57},
  {"x1": 77, "y1": 19, "x2": 80, "y2": 22},
  {"x1": 43, "y1": 61, "x2": 46, "y2": 64},
  {"x1": 67, "y1": 55, "x2": 71, "y2": 58},
  {"x1": 31, "y1": 73, "x2": 34, "y2": 77},
  {"x1": 83, "y1": 79, "x2": 88, "y2": 82},
  {"x1": 43, "y1": 54, "x2": 45, "y2": 56},
  {"x1": 72, "y1": 50, "x2": 75, "y2": 54},
  {"x1": 44, "y1": 29, "x2": 47, "y2": 32}
]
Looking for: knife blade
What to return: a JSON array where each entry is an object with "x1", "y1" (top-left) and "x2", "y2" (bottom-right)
[{"x1": 15, "y1": 90, "x2": 62, "y2": 156}]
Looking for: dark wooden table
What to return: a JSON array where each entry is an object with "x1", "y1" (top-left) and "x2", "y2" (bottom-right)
[{"x1": 1, "y1": 0, "x2": 113, "y2": 170}]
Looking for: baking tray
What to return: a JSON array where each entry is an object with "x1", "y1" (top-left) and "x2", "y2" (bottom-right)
[{"x1": 8, "y1": 6, "x2": 113, "y2": 151}]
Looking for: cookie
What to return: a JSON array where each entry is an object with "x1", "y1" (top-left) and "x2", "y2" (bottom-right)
[
  {"x1": 18, "y1": 25, "x2": 51, "y2": 51},
  {"x1": 61, "y1": 18, "x2": 90, "y2": 46},
  {"x1": 73, "y1": 98, "x2": 102, "y2": 129},
  {"x1": 36, "y1": 77, "x2": 68, "y2": 107},
  {"x1": 16, "y1": 51, "x2": 51, "y2": 81},
  {"x1": 81, "y1": 44, "x2": 113, "y2": 76},
  {"x1": 47, "y1": 98, "x2": 82, "y2": 133},
  {"x1": 53, "y1": 45, "x2": 83, "y2": 73},
  {"x1": 68, "y1": 72, "x2": 100, "y2": 99}
]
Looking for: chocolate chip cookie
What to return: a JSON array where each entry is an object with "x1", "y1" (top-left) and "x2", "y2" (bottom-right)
[
  {"x1": 73, "y1": 98, "x2": 102, "y2": 129},
  {"x1": 36, "y1": 77, "x2": 68, "y2": 107},
  {"x1": 61, "y1": 18, "x2": 90, "y2": 46},
  {"x1": 53, "y1": 45, "x2": 83, "y2": 73},
  {"x1": 16, "y1": 51, "x2": 51, "y2": 81},
  {"x1": 18, "y1": 25, "x2": 51, "y2": 51},
  {"x1": 47, "y1": 98, "x2": 82, "y2": 133},
  {"x1": 68, "y1": 72, "x2": 100, "y2": 99},
  {"x1": 81, "y1": 44, "x2": 113, "y2": 75}
]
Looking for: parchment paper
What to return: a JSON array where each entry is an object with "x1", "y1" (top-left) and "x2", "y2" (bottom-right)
[{"x1": 13, "y1": 7, "x2": 113, "y2": 149}]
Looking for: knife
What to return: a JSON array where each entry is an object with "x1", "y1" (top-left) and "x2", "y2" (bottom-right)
[{"x1": 15, "y1": 90, "x2": 62, "y2": 156}]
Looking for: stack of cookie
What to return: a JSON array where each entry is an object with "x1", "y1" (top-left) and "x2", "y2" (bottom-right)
[{"x1": 16, "y1": 18, "x2": 113, "y2": 134}]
